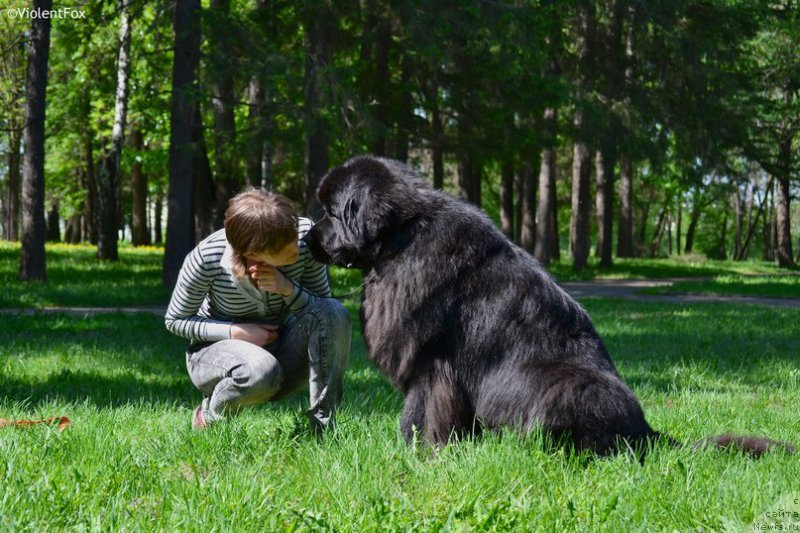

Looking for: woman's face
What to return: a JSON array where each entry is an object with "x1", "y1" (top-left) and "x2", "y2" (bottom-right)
[{"x1": 244, "y1": 241, "x2": 300, "y2": 267}]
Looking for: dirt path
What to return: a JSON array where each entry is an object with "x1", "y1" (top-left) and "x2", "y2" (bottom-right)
[{"x1": 559, "y1": 279, "x2": 800, "y2": 308}]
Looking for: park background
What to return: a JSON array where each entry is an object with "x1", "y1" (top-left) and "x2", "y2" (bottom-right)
[{"x1": 1, "y1": 0, "x2": 800, "y2": 531}]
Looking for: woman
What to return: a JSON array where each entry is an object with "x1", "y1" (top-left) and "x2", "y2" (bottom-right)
[{"x1": 165, "y1": 188, "x2": 351, "y2": 431}]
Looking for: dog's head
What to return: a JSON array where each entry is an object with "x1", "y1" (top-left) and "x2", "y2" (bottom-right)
[{"x1": 305, "y1": 155, "x2": 426, "y2": 269}]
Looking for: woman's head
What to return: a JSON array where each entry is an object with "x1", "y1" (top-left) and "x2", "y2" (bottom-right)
[{"x1": 224, "y1": 188, "x2": 298, "y2": 277}]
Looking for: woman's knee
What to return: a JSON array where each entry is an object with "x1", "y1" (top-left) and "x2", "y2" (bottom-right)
[
  {"x1": 309, "y1": 299, "x2": 352, "y2": 331},
  {"x1": 209, "y1": 340, "x2": 283, "y2": 399}
]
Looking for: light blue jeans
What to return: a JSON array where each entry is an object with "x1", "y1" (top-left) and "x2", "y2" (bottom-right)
[{"x1": 186, "y1": 299, "x2": 351, "y2": 431}]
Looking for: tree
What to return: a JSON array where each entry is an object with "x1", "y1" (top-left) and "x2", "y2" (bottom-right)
[
  {"x1": 96, "y1": 0, "x2": 134, "y2": 261},
  {"x1": 568, "y1": 0, "x2": 596, "y2": 271},
  {"x1": 130, "y1": 126, "x2": 149, "y2": 245},
  {"x1": 208, "y1": 0, "x2": 239, "y2": 226},
  {"x1": 303, "y1": 1, "x2": 335, "y2": 218},
  {"x1": 19, "y1": 0, "x2": 53, "y2": 282},
  {"x1": 0, "y1": 2, "x2": 27, "y2": 241},
  {"x1": 163, "y1": 0, "x2": 202, "y2": 288}
]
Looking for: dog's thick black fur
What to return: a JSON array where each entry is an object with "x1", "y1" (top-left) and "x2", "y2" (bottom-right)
[{"x1": 306, "y1": 155, "x2": 795, "y2": 458}]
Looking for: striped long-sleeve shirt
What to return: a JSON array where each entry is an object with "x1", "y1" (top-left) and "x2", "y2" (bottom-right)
[{"x1": 164, "y1": 218, "x2": 331, "y2": 344}]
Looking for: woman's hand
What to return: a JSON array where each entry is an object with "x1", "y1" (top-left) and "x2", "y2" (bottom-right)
[
  {"x1": 247, "y1": 264, "x2": 293, "y2": 297},
  {"x1": 230, "y1": 323, "x2": 280, "y2": 346}
]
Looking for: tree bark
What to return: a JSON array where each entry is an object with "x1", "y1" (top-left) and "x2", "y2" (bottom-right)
[
  {"x1": 97, "y1": 0, "x2": 133, "y2": 261},
  {"x1": 83, "y1": 94, "x2": 98, "y2": 244},
  {"x1": 154, "y1": 189, "x2": 163, "y2": 245},
  {"x1": 210, "y1": 0, "x2": 237, "y2": 227},
  {"x1": 684, "y1": 207, "x2": 701, "y2": 254},
  {"x1": 19, "y1": 0, "x2": 52, "y2": 283},
  {"x1": 649, "y1": 206, "x2": 667, "y2": 258},
  {"x1": 520, "y1": 158, "x2": 537, "y2": 254},
  {"x1": 46, "y1": 199, "x2": 60, "y2": 242},
  {"x1": 131, "y1": 127, "x2": 150, "y2": 246},
  {"x1": 535, "y1": 108, "x2": 557, "y2": 266},
  {"x1": 163, "y1": 0, "x2": 202, "y2": 287},
  {"x1": 193, "y1": 102, "x2": 216, "y2": 243},
  {"x1": 500, "y1": 161, "x2": 515, "y2": 239},
  {"x1": 304, "y1": 2, "x2": 334, "y2": 217},
  {"x1": 245, "y1": 76, "x2": 266, "y2": 188},
  {"x1": 763, "y1": 178, "x2": 774, "y2": 261},
  {"x1": 676, "y1": 201, "x2": 682, "y2": 256},
  {"x1": 569, "y1": 0, "x2": 595, "y2": 272},
  {"x1": 776, "y1": 109, "x2": 795, "y2": 267},
  {"x1": 595, "y1": 146, "x2": 615, "y2": 267},
  {"x1": 617, "y1": 155, "x2": 634, "y2": 257},
  {"x1": 431, "y1": 83, "x2": 444, "y2": 190},
  {"x1": 6, "y1": 126, "x2": 21, "y2": 241}
]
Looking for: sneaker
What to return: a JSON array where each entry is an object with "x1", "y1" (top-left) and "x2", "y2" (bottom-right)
[{"x1": 191, "y1": 404, "x2": 206, "y2": 431}]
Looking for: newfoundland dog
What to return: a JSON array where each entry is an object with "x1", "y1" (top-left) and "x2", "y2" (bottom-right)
[{"x1": 305, "y1": 155, "x2": 793, "y2": 457}]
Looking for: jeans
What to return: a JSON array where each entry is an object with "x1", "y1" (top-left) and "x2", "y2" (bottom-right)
[{"x1": 186, "y1": 298, "x2": 351, "y2": 431}]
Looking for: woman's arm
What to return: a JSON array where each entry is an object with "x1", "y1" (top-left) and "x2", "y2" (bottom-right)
[{"x1": 164, "y1": 244, "x2": 233, "y2": 343}]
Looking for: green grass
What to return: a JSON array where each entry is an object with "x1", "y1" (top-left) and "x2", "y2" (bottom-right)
[
  {"x1": 0, "y1": 241, "x2": 171, "y2": 308},
  {"x1": 2, "y1": 299, "x2": 799, "y2": 531},
  {"x1": 2, "y1": 244, "x2": 798, "y2": 530},
  {"x1": 643, "y1": 274, "x2": 800, "y2": 299},
  {"x1": 548, "y1": 254, "x2": 794, "y2": 282}
]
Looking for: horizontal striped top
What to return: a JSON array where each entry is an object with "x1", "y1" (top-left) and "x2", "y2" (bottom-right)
[{"x1": 164, "y1": 218, "x2": 330, "y2": 344}]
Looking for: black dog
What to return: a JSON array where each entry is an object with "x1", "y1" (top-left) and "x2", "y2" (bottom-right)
[{"x1": 306, "y1": 155, "x2": 794, "y2": 457}]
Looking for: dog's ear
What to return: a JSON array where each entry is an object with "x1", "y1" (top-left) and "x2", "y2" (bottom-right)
[{"x1": 317, "y1": 164, "x2": 352, "y2": 207}]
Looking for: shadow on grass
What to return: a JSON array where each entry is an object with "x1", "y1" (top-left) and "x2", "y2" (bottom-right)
[
  {"x1": 0, "y1": 311, "x2": 403, "y2": 415},
  {"x1": 3, "y1": 300, "x2": 797, "y2": 416}
]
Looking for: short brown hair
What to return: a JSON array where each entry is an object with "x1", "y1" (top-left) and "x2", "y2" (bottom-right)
[{"x1": 224, "y1": 188, "x2": 298, "y2": 278}]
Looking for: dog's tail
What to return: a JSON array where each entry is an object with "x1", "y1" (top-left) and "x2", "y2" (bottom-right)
[{"x1": 690, "y1": 433, "x2": 797, "y2": 458}]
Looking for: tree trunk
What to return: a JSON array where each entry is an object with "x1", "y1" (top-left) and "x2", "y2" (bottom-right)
[
  {"x1": 570, "y1": 141, "x2": 592, "y2": 271},
  {"x1": 46, "y1": 199, "x2": 60, "y2": 242},
  {"x1": 569, "y1": 0, "x2": 595, "y2": 272},
  {"x1": 163, "y1": 0, "x2": 202, "y2": 287},
  {"x1": 83, "y1": 105, "x2": 98, "y2": 244},
  {"x1": 594, "y1": 146, "x2": 615, "y2": 268},
  {"x1": 19, "y1": 0, "x2": 52, "y2": 283},
  {"x1": 763, "y1": 180, "x2": 775, "y2": 261},
  {"x1": 97, "y1": 0, "x2": 133, "y2": 261},
  {"x1": 193, "y1": 102, "x2": 216, "y2": 243},
  {"x1": 520, "y1": 158, "x2": 537, "y2": 254},
  {"x1": 534, "y1": 108, "x2": 557, "y2": 266},
  {"x1": 684, "y1": 206, "x2": 701, "y2": 254},
  {"x1": 304, "y1": 2, "x2": 334, "y2": 217},
  {"x1": 736, "y1": 177, "x2": 772, "y2": 261},
  {"x1": 649, "y1": 206, "x2": 667, "y2": 258},
  {"x1": 210, "y1": 0, "x2": 237, "y2": 227},
  {"x1": 676, "y1": 201, "x2": 682, "y2": 256},
  {"x1": 245, "y1": 76, "x2": 266, "y2": 188},
  {"x1": 500, "y1": 161, "x2": 515, "y2": 239},
  {"x1": 733, "y1": 188, "x2": 743, "y2": 259},
  {"x1": 776, "y1": 118, "x2": 795, "y2": 267},
  {"x1": 394, "y1": 54, "x2": 412, "y2": 162},
  {"x1": 617, "y1": 155, "x2": 634, "y2": 257},
  {"x1": 6, "y1": 126, "x2": 21, "y2": 241},
  {"x1": 456, "y1": 116, "x2": 481, "y2": 206},
  {"x1": 371, "y1": 11, "x2": 391, "y2": 157},
  {"x1": 131, "y1": 127, "x2": 149, "y2": 246},
  {"x1": 154, "y1": 190, "x2": 163, "y2": 245},
  {"x1": 431, "y1": 83, "x2": 444, "y2": 190}
]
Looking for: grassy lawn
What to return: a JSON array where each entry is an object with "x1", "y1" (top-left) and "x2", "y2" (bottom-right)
[
  {"x1": 548, "y1": 254, "x2": 794, "y2": 282},
  {"x1": 0, "y1": 241, "x2": 171, "y2": 308},
  {"x1": 2, "y1": 290, "x2": 799, "y2": 529},
  {"x1": 643, "y1": 274, "x2": 800, "y2": 299}
]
